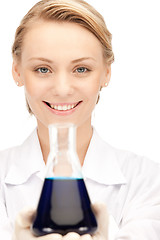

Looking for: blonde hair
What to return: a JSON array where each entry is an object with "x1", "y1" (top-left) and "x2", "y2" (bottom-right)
[{"x1": 12, "y1": 0, "x2": 114, "y2": 113}]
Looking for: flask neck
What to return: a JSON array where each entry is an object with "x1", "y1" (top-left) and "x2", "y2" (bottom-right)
[
  {"x1": 46, "y1": 123, "x2": 82, "y2": 179},
  {"x1": 49, "y1": 124, "x2": 76, "y2": 153},
  {"x1": 56, "y1": 126, "x2": 73, "y2": 152}
]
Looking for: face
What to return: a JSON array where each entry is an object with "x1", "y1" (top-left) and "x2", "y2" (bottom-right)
[{"x1": 13, "y1": 20, "x2": 110, "y2": 131}]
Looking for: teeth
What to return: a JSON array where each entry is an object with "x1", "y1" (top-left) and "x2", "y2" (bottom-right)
[
  {"x1": 50, "y1": 103, "x2": 78, "y2": 111},
  {"x1": 57, "y1": 105, "x2": 63, "y2": 110},
  {"x1": 62, "y1": 105, "x2": 67, "y2": 110}
]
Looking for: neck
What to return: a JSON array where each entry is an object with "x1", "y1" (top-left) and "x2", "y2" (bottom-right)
[{"x1": 37, "y1": 120, "x2": 93, "y2": 165}]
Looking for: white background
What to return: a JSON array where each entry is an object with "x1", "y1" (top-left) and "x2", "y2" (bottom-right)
[{"x1": 0, "y1": 0, "x2": 160, "y2": 163}]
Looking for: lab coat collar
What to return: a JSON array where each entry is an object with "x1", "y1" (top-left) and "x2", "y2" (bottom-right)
[
  {"x1": 82, "y1": 128, "x2": 127, "y2": 185},
  {"x1": 5, "y1": 129, "x2": 46, "y2": 185},
  {"x1": 5, "y1": 128, "x2": 126, "y2": 186}
]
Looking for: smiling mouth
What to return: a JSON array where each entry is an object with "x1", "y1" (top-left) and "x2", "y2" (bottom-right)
[{"x1": 44, "y1": 101, "x2": 82, "y2": 111}]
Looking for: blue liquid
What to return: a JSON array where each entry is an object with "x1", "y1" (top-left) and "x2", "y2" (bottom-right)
[{"x1": 32, "y1": 178, "x2": 97, "y2": 236}]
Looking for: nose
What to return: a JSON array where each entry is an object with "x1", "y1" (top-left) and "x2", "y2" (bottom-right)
[{"x1": 51, "y1": 72, "x2": 74, "y2": 97}]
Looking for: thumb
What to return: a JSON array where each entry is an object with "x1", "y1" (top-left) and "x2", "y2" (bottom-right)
[
  {"x1": 92, "y1": 203, "x2": 109, "y2": 238},
  {"x1": 12, "y1": 207, "x2": 36, "y2": 240},
  {"x1": 16, "y1": 207, "x2": 36, "y2": 228}
]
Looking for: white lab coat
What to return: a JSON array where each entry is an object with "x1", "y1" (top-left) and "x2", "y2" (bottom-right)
[{"x1": 0, "y1": 128, "x2": 160, "y2": 239}]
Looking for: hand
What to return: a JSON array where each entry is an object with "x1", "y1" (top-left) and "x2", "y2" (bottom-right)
[
  {"x1": 12, "y1": 203, "x2": 108, "y2": 240},
  {"x1": 12, "y1": 207, "x2": 62, "y2": 240},
  {"x1": 63, "y1": 203, "x2": 109, "y2": 240}
]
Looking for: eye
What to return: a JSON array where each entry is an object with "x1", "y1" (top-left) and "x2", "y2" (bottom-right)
[
  {"x1": 76, "y1": 67, "x2": 89, "y2": 73},
  {"x1": 36, "y1": 67, "x2": 50, "y2": 74}
]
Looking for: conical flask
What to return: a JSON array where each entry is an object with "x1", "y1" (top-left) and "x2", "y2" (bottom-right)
[{"x1": 31, "y1": 123, "x2": 97, "y2": 236}]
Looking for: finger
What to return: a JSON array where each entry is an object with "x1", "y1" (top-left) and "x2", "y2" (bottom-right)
[
  {"x1": 80, "y1": 234, "x2": 92, "y2": 240},
  {"x1": 16, "y1": 207, "x2": 36, "y2": 228},
  {"x1": 14, "y1": 226, "x2": 63, "y2": 240},
  {"x1": 92, "y1": 203, "x2": 108, "y2": 238},
  {"x1": 13, "y1": 226, "x2": 36, "y2": 240},
  {"x1": 63, "y1": 232, "x2": 80, "y2": 240},
  {"x1": 38, "y1": 233, "x2": 63, "y2": 240}
]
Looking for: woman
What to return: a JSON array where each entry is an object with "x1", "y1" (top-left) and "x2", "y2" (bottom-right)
[{"x1": 0, "y1": 0, "x2": 160, "y2": 239}]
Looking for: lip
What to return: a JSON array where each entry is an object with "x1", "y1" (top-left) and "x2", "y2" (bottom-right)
[{"x1": 43, "y1": 101, "x2": 82, "y2": 116}]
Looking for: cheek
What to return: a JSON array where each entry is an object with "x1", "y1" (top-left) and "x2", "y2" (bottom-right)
[
  {"x1": 86, "y1": 87, "x2": 99, "y2": 100},
  {"x1": 84, "y1": 76, "x2": 101, "y2": 100},
  {"x1": 80, "y1": 84, "x2": 99, "y2": 111},
  {"x1": 23, "y1": 72, "x2": 46, "y2": 99}
]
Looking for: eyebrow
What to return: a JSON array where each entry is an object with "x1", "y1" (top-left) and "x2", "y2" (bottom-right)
[
  {"x1": 28, "y1": 57, "x2": 96, "y2": 63},
  {"x1": 28, "y1": 57, "x2": 53, "y2": 63},
  {"x1": 71, "y1": 57, "x2": 96, "y2": 63}
]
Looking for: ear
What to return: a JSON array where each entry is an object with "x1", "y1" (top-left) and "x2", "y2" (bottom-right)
[
  {"x1": 12, "y1": 60, "x2": 24, "y2": 87},
  {"x1": 101, "y1": 64, "x2": 111, "y2": 88}
]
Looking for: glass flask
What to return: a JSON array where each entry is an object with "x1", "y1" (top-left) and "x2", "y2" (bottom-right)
[{"x1": 31, "y1": 123, "x2": 97, "y2": 236}]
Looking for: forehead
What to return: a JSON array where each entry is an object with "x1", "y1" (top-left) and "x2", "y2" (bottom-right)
[{"x1": 22, "y1": 20, "x2": 104, "y2": 62}]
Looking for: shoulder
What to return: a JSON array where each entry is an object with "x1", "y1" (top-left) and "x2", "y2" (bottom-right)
[
  {"x1": 93, "y1": 128, "x2": 160, "y2": 181},
  {"x1": 0, "y1": 146, "x2": 18, "y2": 180},
  {"x1": 94, "y1": 131, "x2": 160, "y2": 204},
  {"x1": 113, "y1": 146, "x2": 160, "y2": 179},
  {"x1": 0, "y1": 129, "x2": 38, "y2": 181},
  {"x1": 111, "y1": 142, "x2": 160, "y2": 183}
]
